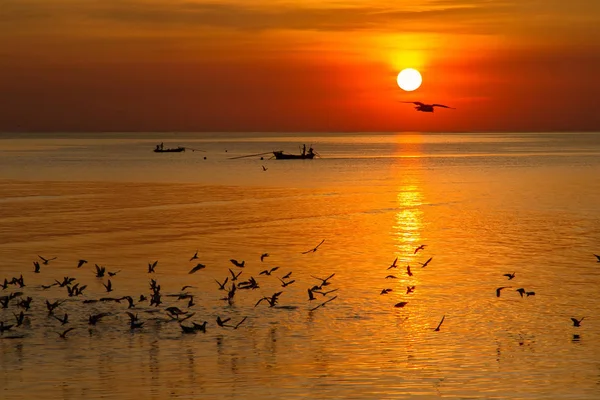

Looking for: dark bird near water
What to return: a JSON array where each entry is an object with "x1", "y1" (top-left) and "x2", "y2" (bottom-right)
[
  {"x1": 406, "y1": 286, "x2": 415, "y2": 294},
  {"x1": 190, "y1": 251, "x2": 199, "y2": 261},
  {"x1": 302, "y1": 239, "x2": 325, "y2": 254},
  {"x1": 496, "y1": 286, "x2": 511, "y2": 297},
  {"x1": 230, "y1": 259, "x2": 245, "y2": 268},
  {"x1": 233, "y1": 316, "x2": 247, "y2": 329},
  {"x1": 216, "y1": 316, "x2": 231, "y2": 327},
  {"x1": 148, "y1": 260, "x2": 158, "y2": 273},
  {"x1": 126, "y1": 312, "x2": 144, "y2": 329},
  {"x1": 594, "y1": 254, "x2": 600, "y2": 262},
  {"x1": 388, "y1": 257, "x2": 398, "y2": 270},
  {"x1": 57, "y1": 327, "x2": 76, "y2": 339},
  {"x1": 77, "y1": 259, "x2": 88, "y2": 268},
  {"x1": 281, "y1": 271, "x2": 292, "y2": 280},
  {"x1": 402, "y1": 102, "x2": 455, "y2": 112},
  {"x1": 380, "y1": 288, "x2": 392, "y2": 295},
  {"x1": 33, "y1": 261, "x2": 41, "y2": 273},
  {"x1": 189, "y1": 263, "x2": 206, "y2": 274},
  {"x1": 434, "y1": 315, "x2": 445, "y2": 332},
  {"x1": 103, "y1": 279, "x2": 113, "y2": 293},
  {"x1": 53, "y1": 313, "x2": 69, "y2": 325},
  {"x1": 406, "y1": 265, "x2": 413, "y2": 276},
  {"x1": 314, "y1": 288, "x2": 338, "y2": 297},
  {"x1": 571, "y1": 317, "x2": 585, "y2": 327},
  {"x1": 414, "y1": 244, "x2": 427, "y2": 254},
  {"x1": 88, "y1": 313, "x2": 111, "y2": 325},
  {"x1": 526, "y1": 291, "x2": 536, "y2": 297},
  {"x1": 385, "y1": 275, "x2": 398, "y2": 279},
  {"x1": 516, "y1": 288, "x2": 526, "y2": 298},
  {"x1": 259, "y1": 267, "x2": 279, "y2": 276},
  {"x1": 394, "y1": 302, "x2": 408, "y2": 308},
  {"x1": 262, "y1": 165, "x2": 268, "y2": 171},
  {"x1": 14, "y1": 311, "x2": 25, "y2": 327},
  {"x1": 310, "y1": 295, "x2": 338, "y2": 311},
  {"x1": 0, "y1": 321, "x2": 14, "y2": 333},
  {"x1": 419, "y1": 257, "x2": 433, "y2": 268},
  {"x1": 95, "y1": 264, "x2": 106, "y2": 278},
  {"x1": 229, "y1": 268, "x2": 243, "y2": 281},
  {"x1": 311, "y1": 273, "x2": 335, "y2": 287},
  {"x1": 278, "y1": 278, "x2": 295, "y2": 288},
  {"x1": 503, "y1": 272, "x2": 516, "y2": 280},
  {"x1": 215, "y1": 278, "x2": 229, "y2": 290},
  {"x1": 260, "y1": 253, "x2": 269, "y2": 262},
  {"x1": 108, "y1": 270, "x2": 121, "y2": 277},
  {"x1": 307, "y1": 288, "x2": 316, "y2": 301},
  {"x1": 38, "y1": 255, "x2": 57, "y2": 265}
]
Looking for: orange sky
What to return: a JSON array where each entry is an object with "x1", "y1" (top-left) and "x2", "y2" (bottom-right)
[{"x1": 1, "y1": 0, "x2": 600, "y2": 132}]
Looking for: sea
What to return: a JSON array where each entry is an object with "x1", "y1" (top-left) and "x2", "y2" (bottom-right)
[{"x1": 1, "y1": 132, "x2": 600, "y2": 399}]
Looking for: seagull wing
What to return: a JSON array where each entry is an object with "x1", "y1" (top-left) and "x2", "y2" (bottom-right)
[{"x1": 432, "y1": 104, "x2": 454, "y2": 109}]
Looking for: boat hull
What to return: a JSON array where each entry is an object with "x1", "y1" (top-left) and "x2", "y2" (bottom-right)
[
  {"x1": 272, "y1": 151, "x2": 315, "y2": 160},
  {"x1": 154, "y1": 147, "x2": 185, "y2": 153}
]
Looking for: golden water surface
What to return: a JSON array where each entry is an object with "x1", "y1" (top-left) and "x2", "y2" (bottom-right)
[{"x1": 1, "y1": 133, "x2": 600, "y2": 399}]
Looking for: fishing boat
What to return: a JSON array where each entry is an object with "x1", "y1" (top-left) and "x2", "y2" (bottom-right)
[
  {"x1": 153, "y1": 146, "x2": 185, "y2": 153},
  {"x1": 272, "y1": 151, "x2": 315, "y2": 160}
]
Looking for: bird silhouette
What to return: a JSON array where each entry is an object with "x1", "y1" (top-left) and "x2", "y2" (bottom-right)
[
  {"x1": 281, "y1": 271, "x2": 292, "y2": 280},
  {"x1": 229, "y1": 268, "x2": 243, "y2": 281},
  {"x1": 215, "y1": 278, "x2": 229, "y2": 290},
  {"x1": 310, "y1": 295, "x2": 337, "y2": 311},
  {"x1": 148, "y1": 261, "x2": 158, "y2": 273},
  {"x1": 414, "y1": 244, "x2": 427, "y2": 254},
  {"x1": 388, "y1": 257, "x2": 398, "y2": 270},
  {"x1": 496, "y1": 286, "x2": 511, "y2": 297},
  {"x1": 259, "y1": 267, "x2": 279, "y2": 276},
  {"x1": 102, "y1": 280, "x2": 113, "y2": 293},
  {"x1": 38, "y1": 255, "x2": 57, "y2": 265},
  {"x1": 526, "y1": 291, "x2": 536, "y2": 297},
  {"x1": 57, "y1": 327, "x2": 76, "y2": 339},
  {"x1": 262, "y1": 165, "x2": 268, "y2": 171},
  {"x1": 188, "y1": 264, "x2": 206, "y2": 274},
  {"x1": 434, "y1": 315, "x2": 445, "y2": 331},
  {"x1": 571, "y1": 317, "x2": 585, "y2": 327},
  {"x1": 402, "y1": 102, "x2": 455, "y2": 112},
  {"x1": 77, "y1": 259, "x2": 88, "y2": 268},
  {"x1": 230, "y1": 259, "x2": 245, "y2": 268},
  {"x1": 278, "y1": 278, "x2": 295, "y2": 288},
  {"x1": 516, "y1": 288, "x2": 526, "y2": 298},
  {"x1": 190, "y1": 251, "x2": 199, "y2": 261},
  {"x1": 594, "y1": 254, "x2": 600, "y2": 262},
  {"x1": 385, "y1": 275, "x2": 398, "y2": 279},
  {"x1": 503, "y1": 272, "x2": 516, "y2": 280},
  {"x1": 419, "y1": 257, "x2": 433, "y2": 268},
  {"x1": 260, "y1": 253, "x2": 269, "y2": 262},
  {"x1": 406, "y1": 265, "x2": 413, "y2": 276},
  {"x1": 233, "y1": 317, "x2": 247, "y2": 329},
  {"x1": 216, "y1": 316, "x2": 231, "y2": 327},
  {"x1": 302, "y1": 239, "x2": 325, "y2": 254},
  {"x1": 394, "y1": 302, "x2": 408, "y2": 308},
  {"x1": 33, "y1": 261, "x2": 41, "y2": 273},
  {"x1": 380, "y1": 288, "x2": 393, "y2": 295}
]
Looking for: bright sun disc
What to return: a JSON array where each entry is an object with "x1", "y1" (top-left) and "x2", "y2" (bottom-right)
[{"x1": 397, "y1": 68, "x2": 422, "y2": 91}]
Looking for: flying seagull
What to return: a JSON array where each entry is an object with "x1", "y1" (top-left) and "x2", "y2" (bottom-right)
[{"x1": 402, "y1": 102, "x2": 455, "y2": 113}]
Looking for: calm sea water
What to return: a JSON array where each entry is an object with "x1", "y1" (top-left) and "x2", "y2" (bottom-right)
[{"x1": 1, "y1": 132, "x2": 600, "y2": 399}]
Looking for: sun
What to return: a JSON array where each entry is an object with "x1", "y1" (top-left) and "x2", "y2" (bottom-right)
[{"x1": 397, "y1": 68, "x2": 422, "y2": 91}]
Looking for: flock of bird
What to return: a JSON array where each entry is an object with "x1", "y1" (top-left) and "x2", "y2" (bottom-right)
[
  {"x1": 0, "y1": 240, "x2": 339, "y2": 339},
  {"x1": 1, "y1": 245, "x2": 597, "y2": 339}
]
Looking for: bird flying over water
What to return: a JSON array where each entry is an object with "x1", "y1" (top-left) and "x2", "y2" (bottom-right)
[
  {"x1": 388, "y1": 257, "x2": 398, "y2": 270},
  {"x1": 302, "y1": 239, "x2": 325, "y2": 254},
  {"x1": 262, "y1": 165, "x2": 268, "y2": 171},
  {"x1": 496, "y1": 286, "x2": 511, "y2": 297},
  {"x1": 77, "y1": 259, "x2": 88, "y2": 268},
  {"x1": 503, "y1": 272, "x2": 516, "y2": 280},
  {"x1": 148, "y1": 261, "x2": 158, "y2": 273},
  {"x1": 419, "y1": 257, "x2": 433, "y2": 268},
  {"x1": 594, "y1": 254, "x2": 600, "y2": 262},
  {"x1": 38, "y1": 255, "x2": 57, "y2": 265},
  {"x1": 230, "y1": 259, "x2": 245, "y2": 268},
  {"x1": 402, "y1": 102, "x2": 455, "y2": 113},
  {"x1": 33, "y1": 261, "x2": 41, "y2": 273},
  {"x1": 571, "y1": 317, "x2": 585, "y2": 327},
  {"x1": 188, "y1": 263, "x2": 206, "y2": 274},
  {"x1": 259, "y1": 267, "x2": 279, "y2": 276},
  {"x1": 414, "y1": 244, "x2": 427, "y2": 254},
  {"x1": 190, "y1": 251, "x2": 199, "y2": 261},
  {"x1": 260, "y1": 253, "x2": 269, "y2": 262},
  {"x1": 434, "y1": 315, "x2": 445, "y2": 332}
]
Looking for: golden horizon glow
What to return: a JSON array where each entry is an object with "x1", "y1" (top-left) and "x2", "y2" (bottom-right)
[{"x1": 397, "y1": 68, "x2": 423, "y2": 92}]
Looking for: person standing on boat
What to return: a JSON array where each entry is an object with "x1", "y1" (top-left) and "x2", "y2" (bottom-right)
[
  {"x1": 308, "y1": 146, "x2": 314, "y2": 157},
  {"x1": 302, "y1": 144, "x2": 306, "y2": 156},
  {"x1": 160, "y1": 142, "x2": 164, "y2": 150}
]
